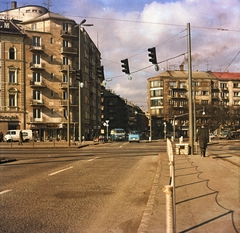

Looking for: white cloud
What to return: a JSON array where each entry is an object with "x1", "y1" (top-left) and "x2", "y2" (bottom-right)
[{"x1": 69, "y1": 0, "x2": 240, "y2": 110}]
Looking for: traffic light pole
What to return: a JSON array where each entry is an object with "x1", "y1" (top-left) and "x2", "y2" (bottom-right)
[{"x1": 187, "y1": 23, "x2": 194, "y2": 155}]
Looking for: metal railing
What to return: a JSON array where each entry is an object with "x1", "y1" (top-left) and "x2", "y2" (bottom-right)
[{"x1": 164, "y1": 138, "x2": 176, "y2": 233}]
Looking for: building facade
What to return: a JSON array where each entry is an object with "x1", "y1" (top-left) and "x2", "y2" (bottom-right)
[
  {"x1": 147, "y1": 65, "x2": 240, "y2": 138},
  {"x1": 0, "y1": 3, "x2": 102, "y2": 141},
  {"x1": 101, "y1": 89, "x2": 148, "y2": 137}
]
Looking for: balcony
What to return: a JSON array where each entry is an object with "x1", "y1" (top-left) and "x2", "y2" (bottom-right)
[
  {"x1": 30, "y1": 99, "x2": 45, "y2": 106},
  {"x1": 170, "y1": 85, "x2": 187, "y2": 90},
  {"x1": 60, "y1": 30, "x2": 77, "y2": 38},
  {"x1": 171, "y1": 93, "x2": 187, "y2": 99},
  {"x1": 30, "y1": 62, "x2": 45, "y2": 70},
  {"x1": 60, "y1": 100, "x2": 78, "y2": 107},
  {"x1": 60, "y1": 65, "x2": 76, "y2": 72},
  {"x1": 30, "y1": 116, "x2": 45, "y2": 123},
  {"x1": 30, "y1": 80, "x2": 46, "y2": 87},
  {"x1": 61, "y1": 47, "x2": 78, "y2": 55},
  {"x1": 60, "y1": 82, "x2": 78, "y2": 89},
  {"x1": 30, "y1": 44, "x2": 44, "y2": 52}
]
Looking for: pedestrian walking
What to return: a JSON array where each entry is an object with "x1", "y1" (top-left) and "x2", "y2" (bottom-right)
[
  {"x1": 196, "y1": 124, "x2": 209, "y2": 157},
  {"x1": 19, "y1": 130, "x2": 23, "y2": 145}
]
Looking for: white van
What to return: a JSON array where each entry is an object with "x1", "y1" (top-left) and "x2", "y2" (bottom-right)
[{"x1": 4, "y1": 130, "x2": 33, "y2": 142}]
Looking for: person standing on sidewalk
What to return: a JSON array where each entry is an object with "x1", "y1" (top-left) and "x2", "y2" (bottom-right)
[
  {"x1": 196, "y1": 124, "x2": 209, "y2": 157},
  {"x1": 18, "y1": 130, "x2": 23, "y2": 145}
]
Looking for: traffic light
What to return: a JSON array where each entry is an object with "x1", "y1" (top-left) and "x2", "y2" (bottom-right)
[
  {"x1": 121, "y1": 59, "x2": 130, "y2": 74},
  {"x1": 97, "y1": 66, "x2": 105, "y2": 80},
  {"x1": 76, "y1": 69, "x2": 82, "y2": 82},
  {"x1": 148, "y1": 47, "x2": 157, "y2": 64}
]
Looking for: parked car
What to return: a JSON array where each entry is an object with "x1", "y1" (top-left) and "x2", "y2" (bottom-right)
[
  {"x1": 4, "y1": 130, "x2": 33, "y2": 142},
  {"x1": 218, "y1": 130, "x2": 232, "y2": 139},
  {"x1": 93, "y1": 135, "x2": 108, "y2": 142},
  {"x1": 128, "y1": 130, "x2": 140, "y2": 143}
]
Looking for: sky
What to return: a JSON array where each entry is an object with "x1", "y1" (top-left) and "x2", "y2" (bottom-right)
[{"x1": 1, "y1": 0, "x2": 240, "y2": 110}]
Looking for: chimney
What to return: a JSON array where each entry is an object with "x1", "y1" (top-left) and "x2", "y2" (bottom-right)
[
  {"x1": 11, "y1": 1, "x2": 17, "y2": 9},
  {"x1": 179, "y1": 64, "x2": 184, "y2": 71}
]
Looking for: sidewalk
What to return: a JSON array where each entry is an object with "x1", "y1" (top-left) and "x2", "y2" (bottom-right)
[{"x1": 146, "y1": 144, "x2": 239, "y2": 233}]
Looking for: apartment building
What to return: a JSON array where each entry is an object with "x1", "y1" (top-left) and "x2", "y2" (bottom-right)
[
  {"x1": 101, "y1": 89, "x2": 148, "y2": 135},
  {"x1": 147, "y1": 65, "x2": 240, "y2": 138},
  {"x1": 0, "y1": 3, "x2": 102, "y2": 141}
]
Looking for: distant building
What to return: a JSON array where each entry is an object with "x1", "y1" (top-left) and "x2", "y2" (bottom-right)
[
  {"x1": 101, "y1": 89, "x2": 148, "y2": 135},
  {"x1": 147, "y1": 65, "x2": 240, "y2": 138}
]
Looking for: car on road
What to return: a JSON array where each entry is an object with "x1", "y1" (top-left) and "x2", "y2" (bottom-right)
[
  {"x1": 128, "y1": 130, "x2": 140, "y2": 143},
  {"x1": 219, "y1": 129, "x2": 232, "y2": 139},
  {"x1": 110, "y1": 128, "x2": 126, "y2": 141}
]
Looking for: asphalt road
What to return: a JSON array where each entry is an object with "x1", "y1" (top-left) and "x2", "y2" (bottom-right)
[{"x1": 0, "y1": 141, "x2": 165, "y2": 233}]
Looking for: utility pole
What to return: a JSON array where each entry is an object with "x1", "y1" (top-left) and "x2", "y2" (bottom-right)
[
  {"x1": 67, "y1": 65, "x2": 71, "y2": 146},
  {"x1": 187, "y1": 23, "x2": 194, "y2": 155}
]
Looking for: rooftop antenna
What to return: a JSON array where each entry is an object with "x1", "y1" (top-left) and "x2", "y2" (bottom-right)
[{"x1": 44, "y1": 0, "x2": 51, "y2": 11}]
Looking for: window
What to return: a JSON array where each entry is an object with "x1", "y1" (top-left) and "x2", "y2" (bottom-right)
[
  {"x1": 220, "y1": 83, "x2": 228, "y2": 89},
  {"x1": 32, "y1": 23, "x2": 37, "y2": 30},
  {"x1": 179, "y1": 82, "x2": 186, "y2": 88},
  {"x1": 63, "y1": 109, "x2": 67, "y2": 118},
  {"x1": 202, "y1": 91, "x2": 209, "y2": 96},
  {"x1": 33, "y1": 72, "x2": 41, "y2": 83},
  {"x1": 51, "y1": 91, "x2": 54, "y2": 97},
  {"x1": 150, "y1": 89, "x2": 163, "y2": 97},
  {"x1": 50, "y1": 38, "x2": 54, "y2": 44},
  {"x1": 51, "y1": 73, "x2": 54, "y2": 79},
  {"x1": 150, "y1": 99, "x2": 163, "y2": 107},
  {"x1": 63, "y1": 92, "x2": 68, "y2": 100},
  {"x1": 234, "y1": 92, "x2": 240, "y2": 97},
  {"x1": 201, "y1": 100, "x2": 208, "y2": 105},
  {"x1": 234, "y1": 101, "x2": 240, "y2": 106},
  {"x1": 150, "y1": 108, "x2": 163, "y2": 115},
  {"x1": 9, "y1": 47, "x2": 15, "y2": 59},
  {"x1": 63, "y1": 40, "x2": 69, "y2": 47},
  {"x1": 233, "y1": 83, "x2": 240, "y2": 88},
  {"x1": 9, "y1": 70, "x2": 16, "y2": 83},
  {"x1": 51, "y1": 109, "x2": 54, "y2": 114},
  {"x1": 150, "y1": 80, "x2": 163, "y2": 88},
  {"x1": 50, "y1": 55, "x2": 54, "y2": 62},
  {"x1": 33, "y1": 108, "x2": 41, "y2": 118},
  {"x1": 32, "y1": 36, "x2": 41, "y2": 46},
  {"x1": 9, "y1": 94, "x2": 16, "y2": 107},
  {"x1": 63, "y1": 23, "x2": 68, "y2": 31},
  {"x1": 193, "y1": 81, "x2": 199, "y2": 86},
  {"x1": 33, "y1": 90, "x2": 41, "y2": 101},
  {"x1": 33, "y1": 54, "x2": 40, "y2": 64},
  {"x1": 63, "y1": 74, "x2": 68, "y2": 82},
  {"x1": 63, "y1": 57, "x2": 68, "y2": 65},
  {"x1": 169, "y1": 81, "x2": 176, "y2": 88}
]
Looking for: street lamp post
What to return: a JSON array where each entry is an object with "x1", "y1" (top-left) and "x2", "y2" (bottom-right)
[
  {"x1": 75, "y1": 19, "x2": 93, "y2": 144},
  {"x1": 164, "y1": 122, "x2": 167, "y2": 139},
  {"x1": 103, "y1": 120, "x2": 109, "y2": 141}
]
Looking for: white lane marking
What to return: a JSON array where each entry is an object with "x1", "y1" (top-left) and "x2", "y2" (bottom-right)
[
  {"x1": 0, "y1": 189, "x2": 12, "y2": 195},
  {"x1": 48, "y1": 166, "x2": 73, "y2": 176},
  {"x1": 88, "y1": 156, "x2": 99, "y2": 162}
]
